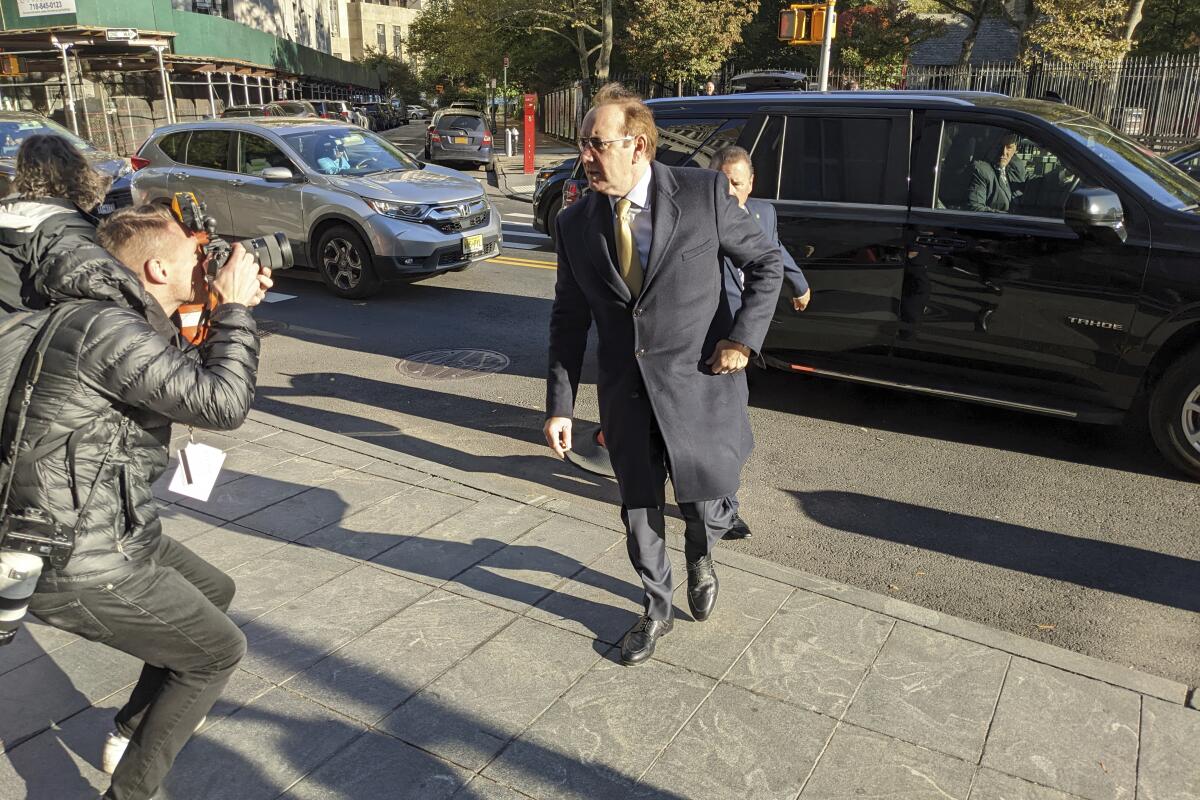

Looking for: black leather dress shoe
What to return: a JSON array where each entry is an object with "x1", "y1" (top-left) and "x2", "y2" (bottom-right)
[
  {"x1": 721, "y1": 514, "x2": 753, "y2": 540},
  {"x1": 620, "y1": 615, "x2": 673, "y2": 666},
  {"x1": 686, "y1": 555, "x2": 719, "y2": 621}
]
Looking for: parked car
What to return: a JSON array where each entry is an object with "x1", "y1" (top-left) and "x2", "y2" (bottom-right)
[
  {"x1": 425, "y1": 110, "x2": 493, "y2": 170},
  {"x1": 391, "y1": 99, "x2": 408, "y2": 125},
  {"x1": 584, "y1": 91, "x2": 1200, "y2": 478},
  {"x1": 361, "y1": 102, "x2": 391, "y2": 130},
  {"x1": 1166, "y1": 141, "x2": 1200, "y2": 181},
  {"x1": 531, "y1": 156, "x2": 576, "y2": 243},
  {"x1": 408, "y1": 106, "x2": 430, "y2": 120},
  {"x1": 310, "y1": 100, "x2": 355, "y2": 124},
  {"x1": 221, "y1": 104, "x2": 274, "y2": 118},
  {"x1": 352, "y1": 105, "x2": 377, "y2": 130},
  {"x1": 265, "y1": 100, "x2": 319, "y2": 118},
  {"x1": 448, "y1": 100, "x2": 481, "y2": 111},
  {"x1": 0, "y1": 111, "x2": 133, "y2": 216},
  {"x1": 130, "y1": 118, "x2": 502, "y2": 298}
]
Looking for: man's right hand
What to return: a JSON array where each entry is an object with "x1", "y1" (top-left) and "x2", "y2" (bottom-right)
[
  {"x1": 544, "y1": 417, "x2": 573, "y2": 458},
  {"x1": 210, "y1": 243, "x2": 271, "y2": 308}
]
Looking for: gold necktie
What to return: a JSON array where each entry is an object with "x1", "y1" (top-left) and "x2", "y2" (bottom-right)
[{"x1": 615, "y1": 197, "x2": 644, "y2": 296}]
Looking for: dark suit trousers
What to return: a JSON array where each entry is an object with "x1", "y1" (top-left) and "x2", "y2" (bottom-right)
[{"x1": 619, "y1": 417, "x2": 736, "y2": 621}]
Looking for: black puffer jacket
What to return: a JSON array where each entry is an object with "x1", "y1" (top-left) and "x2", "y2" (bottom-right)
[
  {"x1": 4, "y1": 239, "x2": 259, "y2": 592},
  {"x1": 0, "y1": 197, "x2": 100, "y2": 312}
]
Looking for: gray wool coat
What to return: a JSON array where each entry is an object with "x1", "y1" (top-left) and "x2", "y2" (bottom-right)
[{"x1": 546, "y1": 161, "x2": 784, "y2": 505}]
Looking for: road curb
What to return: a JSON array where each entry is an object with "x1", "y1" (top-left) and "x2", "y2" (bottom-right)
[{"x1": 243, "y1": 407, "x2": 1196, "y2": 707}]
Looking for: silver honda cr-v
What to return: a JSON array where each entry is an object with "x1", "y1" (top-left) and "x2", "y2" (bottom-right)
[{"x1": 131, "y1": 118, "x2": 502, "y2": 298}]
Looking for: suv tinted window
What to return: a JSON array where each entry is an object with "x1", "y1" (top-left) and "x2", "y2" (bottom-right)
[
  {"x1": 185, "y1": 130, "x2": 232, "y2": 170},
  {"x1": 936, "y1": 121, "x2": 1083, "y2": 218},
  {"x1": 159, "y1": 131, "x2": 188, "y2": 162},
  {"x1": 239, "y1": 133, "x2": 294, "y2": 176},
  {"x1": 691, "y1": 118, "x2": 747, "y2": 168},
  {"x1": 655, "y1": 119, "x2": 721, "y2": 166},
  {"x1": 748, "y1": 115, "x2": 784, "y2": 198},
  {"x1": 778, "y1": 115, "x2": 906, "y2": 205}
]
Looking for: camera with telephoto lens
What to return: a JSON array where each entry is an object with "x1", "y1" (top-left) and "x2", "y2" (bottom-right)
[{"x1": 169, "y1": 192, "x2": 294, "y2": 275}]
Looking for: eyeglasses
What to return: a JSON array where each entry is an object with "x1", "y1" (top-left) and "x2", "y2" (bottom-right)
[{"x1": 576, "y1": 135, "x2": 635, "y2": 153}]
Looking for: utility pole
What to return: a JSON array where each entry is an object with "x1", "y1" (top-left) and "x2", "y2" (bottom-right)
[
  {"x1": 818, "y1": 0, "x2": 836, "y2": 91},
  {"x1": 502, "y1": 54, "x2": 509, "y2": 133}
]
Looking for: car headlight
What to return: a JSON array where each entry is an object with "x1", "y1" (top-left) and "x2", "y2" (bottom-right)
[{"x1": 365, "y1": 198, "x2": 429, "y2": 220}]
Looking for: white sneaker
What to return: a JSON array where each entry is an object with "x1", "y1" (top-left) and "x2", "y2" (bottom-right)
[{"x1": 102, "y1": 716, "x2": 207, "y2": 775}]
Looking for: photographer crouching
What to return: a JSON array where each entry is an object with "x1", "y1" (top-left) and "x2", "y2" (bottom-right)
[{"x1": 0, "y1": 203, "x2": 271, "y2": 800}]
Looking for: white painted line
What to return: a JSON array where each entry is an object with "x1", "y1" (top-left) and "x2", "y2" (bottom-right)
[
  {"x1": 504, "y1": 231, "x2": 551, "y2": 241},
  {"x1": 504, "y1": 242, "x2": 544, "y2": 250},
  {"x1": 506, "y1": 212, "x2": 535, "y2": 220},
  {"x1": 503, "y1": 220, "x2": 536, "y2": 227},
  {"x1": 263, "y1": 292, "x2": 297, "y2": 303}
]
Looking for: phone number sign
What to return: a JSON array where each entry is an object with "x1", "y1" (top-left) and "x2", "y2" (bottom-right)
[{"x1": 18, "y1": 0, "x2": 77, "y2": 16}]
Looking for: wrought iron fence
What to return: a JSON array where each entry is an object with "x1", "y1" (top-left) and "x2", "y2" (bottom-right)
[{"x1": 541, "y1": 54, "x2": 1200, "y2": 151}]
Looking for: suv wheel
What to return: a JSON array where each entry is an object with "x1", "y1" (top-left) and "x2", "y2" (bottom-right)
[
  {"x1": 1148, "y1": 346, "x2": 1200, "y2": 480},
  {"x1": 317, "y1": 225, "x2": 381, "y2": 299}
]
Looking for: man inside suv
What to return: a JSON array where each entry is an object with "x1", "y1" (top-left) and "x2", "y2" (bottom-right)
[{"x1": 314, "y1": 136, "x2": 351, "y2": 175}]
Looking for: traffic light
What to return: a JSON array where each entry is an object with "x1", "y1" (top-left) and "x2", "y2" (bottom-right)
[{"x1": 777, "y1": 4, "x2": 835, "y2": 45}]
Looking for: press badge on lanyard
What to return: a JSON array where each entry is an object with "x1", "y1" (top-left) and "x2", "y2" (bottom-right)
[{"x1": 168, "y1": 428, "x2": 225, "y2": 502}]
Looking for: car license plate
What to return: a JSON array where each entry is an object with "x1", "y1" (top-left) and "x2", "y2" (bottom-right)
[
  {"x1": 463, "y1": 234, "x2": 484, "y2": 256},
  {"x1": 96, "y1": 203, "x2": 115, "y2": 216},
  {"x1": 453, "y1": 136, "x2": 468, "y2": 144}
]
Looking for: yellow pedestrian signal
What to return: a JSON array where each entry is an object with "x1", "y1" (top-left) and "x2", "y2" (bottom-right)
[{"x1": 777, "y1": 4, "x2": 835, "y2": 45}]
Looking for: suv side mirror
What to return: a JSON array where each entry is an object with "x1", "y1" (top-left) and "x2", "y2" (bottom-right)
[
  {"x1": 1064, "y1": 186, "x2": 1127, "y2": 243},
  {"x1": 262, "y1": 166, "x2": 298, "y2": 183}
]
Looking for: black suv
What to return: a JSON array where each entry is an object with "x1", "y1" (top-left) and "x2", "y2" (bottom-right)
[{"x1": 634, "y1": 91, "x2": 1200, "y2": 479}]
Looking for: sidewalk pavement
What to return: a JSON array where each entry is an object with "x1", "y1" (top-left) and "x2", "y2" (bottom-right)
[
  {"x1": 1, "y1": 409, "x2": 1197, "y2": 800},
  {"x1": 492, "y1": 132, "x2": 575, "y2": 200}
]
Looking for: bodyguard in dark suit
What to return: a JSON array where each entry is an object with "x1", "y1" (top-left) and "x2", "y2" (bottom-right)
[
  {"x1": 710, "y1": 145, "x2": 810, "y2": 541},
  {"x1": 967, "y1": 132, "x2": 1026, "y2": 213},
  {"x1": 544, "y1": 85, "x2": 784, "y2": 665}
]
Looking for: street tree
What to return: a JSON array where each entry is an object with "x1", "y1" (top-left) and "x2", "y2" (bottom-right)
[
  {"x1": 836, "y1": 1, "x2": 944, "y2": 87},
  {"x1": 1024, "y1": 0, "x2": 1135, "y2": 60},
  {"x1": 624, "y1": 0, "x2": 757, "y2": 94},
  {"x1": 355, "y1": 49, "x2": 422, "y2": 100},
  {"x1": 1128, "y1": 0, "x2": 1198, "y2": 55}
]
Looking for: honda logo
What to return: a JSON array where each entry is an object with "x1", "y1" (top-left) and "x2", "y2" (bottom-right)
[{"x1": 458, "y1": 203, "x2": 471, "y2": 217}]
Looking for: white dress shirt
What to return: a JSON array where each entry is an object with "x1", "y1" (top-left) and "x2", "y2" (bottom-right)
[{"x1": 608, "y1": 166, "x2": 653, "y2": 270}]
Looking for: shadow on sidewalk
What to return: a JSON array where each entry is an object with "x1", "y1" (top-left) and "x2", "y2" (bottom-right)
[
  {"x1": 792, "y1": 490, "x2": 1200, "y2": 612},
  {"x1": 253, "y1": 375, "x2": 628, "y2": 511},
  {"x1": 3, "y1": 470, "x2": 684, "y2": 800}
]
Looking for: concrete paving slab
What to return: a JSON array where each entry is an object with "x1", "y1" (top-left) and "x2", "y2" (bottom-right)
[
  {"x1": 843, "y1": 622, "x2": 1011, "y2": 762},
  {"x1": 255, "y1": 430, "x2": 328, "y2": 456},
  {"x1": 180, "y1": 523, "x2": 290, "y2": 575},
  {"x1": 527, "y1": 546, "x2": 649, "y2": 645},
  {"x1": 633, "y1": 682, "x2": 836, "y2": 800},
  {"x1": 0, "y1": 641, "x2": 139, "y2": 749},
  {"x1": 225, "y1": 542, "x2": 357, "y2": 625},
  {"x1": 379, "y1": 618, "x2": 601, "y2": 771},
  {"x1": 969, "y1": 769, "x2": 1091, "y2": 800},
  {"x1": 300, "y1": 485, "x2": 475, "y2": 562},
  {"x1": 303, "y1": 444, "x2": 378, "y2": 470},
  {"x1": 0, "y1": 700, "x2": 117, "y2": 800},
  {"x1": 482, "y1": 657, "x2": 714, "y2": 800},
  {"x1": 654, "y1": 565, "x2": 793, "y2": 680},
  {"x1": 982, "y1": 659, "x2": 1140, "y2": 800},
  {"x1": 157, "y1": 506, "x2": 226, "y2": 542},
  {"x1": 799, "y1": 723, "x2": 975, "y2": 800},
  {"x1": 283, "y1": 590, "x2": 515, "y2": 725},
  {"x1": 452, "y1": 775, "x2": 537, "y2": 799},
  {"x1": 726, "y1": 591, "x2": 895, "y2": 717},
  {"x1": 0, "y1": 619, "x2": 78, "y2": 677},
  {"x1": 162, "y1": 687, "x2": 366, "y2": 800},
  {"x1": 237, "y1": 472, "x2": 408, "y2": 540},
  {"x1": 279, "y1": 730, "x2": 471, "y2": 800},
  {"x1": 1136, "y1": 697, "x2": 1200, "y2": 800},
  {"x1": 238, "y1": 565, "x2": 433, "y2": 683},
  {"x1": 371, "y1": 495, "x2": 553, "y2": 586},
  {"x1": 444, "y1": 515, "x2": 621, "y2": 614}
]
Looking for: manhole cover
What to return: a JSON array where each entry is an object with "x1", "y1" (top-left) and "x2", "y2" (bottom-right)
[
  {"x1": 396, "y1": 349, "x2": 511, "y2": 381},
  {"x1": 257, "y1": 320, "x2": 289, "y2": 338}
]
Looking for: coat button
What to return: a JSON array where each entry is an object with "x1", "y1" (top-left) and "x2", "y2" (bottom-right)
[
  {"x1": 635, "y1": 348, "x2": 646, "y2": 358},
  {"x1": 633, "y1": 307, "x2": 643, "y2": 318}
]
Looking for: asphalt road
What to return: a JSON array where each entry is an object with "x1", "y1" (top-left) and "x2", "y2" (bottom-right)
[{"x1": 250, "y1": 123, "x2": 1200, "y2": 690}]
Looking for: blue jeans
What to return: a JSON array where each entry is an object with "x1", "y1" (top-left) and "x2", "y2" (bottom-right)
[{"x1": 29, "y1": 536, "x2": 246, "y2": 800}]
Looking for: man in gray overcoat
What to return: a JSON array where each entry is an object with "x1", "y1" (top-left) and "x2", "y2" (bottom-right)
[{"x1": 544, "y1": 84, "x2": 784, "y2": 665}]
